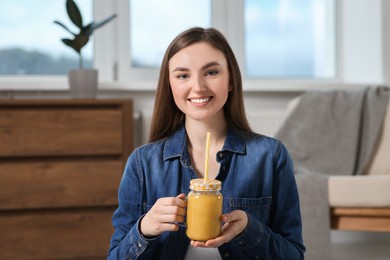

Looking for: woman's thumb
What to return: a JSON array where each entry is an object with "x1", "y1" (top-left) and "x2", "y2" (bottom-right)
[{"x1": 176, "y1": 193, "x2": 186, "y2": 200}]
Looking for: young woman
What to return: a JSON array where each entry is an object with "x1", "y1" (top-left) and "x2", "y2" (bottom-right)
[{"x1": 108, "y1": 27, "x2": 305, "y2": 259}]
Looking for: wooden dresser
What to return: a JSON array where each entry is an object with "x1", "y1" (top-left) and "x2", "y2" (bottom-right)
[{"x1": 0, "y1": 99, "x2": 133, "y2": 259}]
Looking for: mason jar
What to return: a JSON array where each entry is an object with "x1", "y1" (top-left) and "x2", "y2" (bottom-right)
[{"x1": 186, "y1": 178, "x2": 223, "y2": 241}]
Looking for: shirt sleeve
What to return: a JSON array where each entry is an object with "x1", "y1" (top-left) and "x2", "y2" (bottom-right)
[{"x1": 107, "y1": 150, "x2": 160, "y2": 260}]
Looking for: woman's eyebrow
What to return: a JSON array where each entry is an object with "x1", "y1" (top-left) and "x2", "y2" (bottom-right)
[
  {"x1": 171, "y1": 67, "x2": 189, "y2": 73},
  {"x1": 202, "y1": 62, "x2": 221, "y2": 70},
  {"x1": 171, "y1": 62, "x2": 221, "y2": 73}
]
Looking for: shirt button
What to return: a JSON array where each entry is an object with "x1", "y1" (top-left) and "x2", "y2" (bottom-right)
[
  {"x1": 137, "y1": 241, "x2": 142, "y2": 248},
  {"x1": 224, "y1": 252, "x2": 230, "y2": 258},
  {"x1": 219, "y1": 152, "x2": 224, "y2": 158},
  {"x1": 238, "y1": 241, "x2": 244, "y2": 245}
]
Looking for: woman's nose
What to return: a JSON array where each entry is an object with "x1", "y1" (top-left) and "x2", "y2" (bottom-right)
[{"x1": 191, "y1": 76, "x2": 206, "y2": 92}]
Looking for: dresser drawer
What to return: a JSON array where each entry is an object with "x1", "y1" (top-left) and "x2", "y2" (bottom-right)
[
  {"x1": 0, "y1": 159, "x2": 123, "y2": 210},
  {"x1": 0, "y1": 208, "x2": 114, "y2": 259},
  {"x1": 0, "y1": 107, "x2": 123, "y2": 157}
]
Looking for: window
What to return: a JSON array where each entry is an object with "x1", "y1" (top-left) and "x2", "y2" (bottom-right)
[
  {"x1": 0, "y1": 0, "x2": 93, "y2": 75},
  {"x1": 244, "y1": 0, "x2": 336, "y2": 79},
  {"x1": 130, "y1": 0, "x2": 211, "y2": 68},
  {"x1": 114, "y1": 0, "x2": 212, "y2": 83},
  {"x1": 126, "y1": 0, "x2": 336, "y2": 79}
]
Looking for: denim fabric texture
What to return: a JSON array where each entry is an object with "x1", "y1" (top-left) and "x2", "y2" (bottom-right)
[{"x1": 108, "y1": 126, "x2": 305, "y2": 260}]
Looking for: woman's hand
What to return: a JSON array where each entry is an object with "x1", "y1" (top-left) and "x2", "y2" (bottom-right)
[
  {"x1": 140, "y1": 193, "x2": 186, "y2": 237},
  {"x1": 191, "y1": 210, "x2": 248, "y2": 248}
]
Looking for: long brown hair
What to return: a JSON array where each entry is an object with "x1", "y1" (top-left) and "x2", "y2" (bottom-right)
[{"x1": 149, "y1": 27, "x2": 252, "y2": 142}]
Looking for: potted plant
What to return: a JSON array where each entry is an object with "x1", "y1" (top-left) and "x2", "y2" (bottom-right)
[{"x1": 54, "y1": 0, "x2": 117, "y2": 98}]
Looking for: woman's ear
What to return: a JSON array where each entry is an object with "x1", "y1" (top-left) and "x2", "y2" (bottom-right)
[{"x1": 228, "y1": 84, "x2": 233, "y2": 91}]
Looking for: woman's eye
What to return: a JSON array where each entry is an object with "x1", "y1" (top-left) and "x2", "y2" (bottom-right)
[
  {"x1": 177, "y1": 74, "x2": 189, "y2": 79},
  {"x1": 206, "y1": 70, "x2": 219, "y2": 76}
]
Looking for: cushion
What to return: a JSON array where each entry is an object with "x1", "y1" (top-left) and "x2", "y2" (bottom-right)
[{"x1": 328, "y1": 175, "x2": 390, "y2": 207}]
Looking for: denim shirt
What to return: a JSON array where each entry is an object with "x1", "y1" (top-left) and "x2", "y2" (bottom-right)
[{"x1": 108, "y1": 126, "x2": 305, "y2": 260}]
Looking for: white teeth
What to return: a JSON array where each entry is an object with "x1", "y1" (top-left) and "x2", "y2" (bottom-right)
[{"x1": 190, "y1": 97, "x2": 210, "y2": 103}]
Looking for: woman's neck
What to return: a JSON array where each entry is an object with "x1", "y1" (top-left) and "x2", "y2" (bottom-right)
[
  {"x1": 185, "y1": 117, "x2": 227, "y2": 150},
  {"x1": 185, "y1": 116, "x2": 227, "y2": 179}
]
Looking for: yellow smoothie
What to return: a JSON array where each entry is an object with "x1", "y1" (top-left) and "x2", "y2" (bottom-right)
[{"x1": 186, "y1": 179, "x2": 223, "y2": 241}]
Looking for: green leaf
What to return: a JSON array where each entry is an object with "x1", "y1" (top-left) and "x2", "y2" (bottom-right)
[
  {"x1": 81, "y1": 14, "x2": 117, "y2": 36},
  {"x1": 61, "y1": 35, "x2": 88, "y2": 54},
  {"x1": 90, "y1": 14, "x2": 117, "y2": 31},
  {"x1": 81, "y1": 22, "x2": 95, "y2": 36},
  {"x1": 53, "y1": 21, "x2": 76, "y2": 36},
  {"x1": 72, "y1": 34, "x2": 89, "y2": 52},
  {"x1": 61, "y1": 38, "x2": 79, "y2": 53},
  {"x1": 66, "y1": 0, "x2": 83, "y2": 29}
]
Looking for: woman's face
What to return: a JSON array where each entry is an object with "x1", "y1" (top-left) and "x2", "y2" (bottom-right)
[{"x1": 168, "y1": 42, "x2": 231, "y2": 123}]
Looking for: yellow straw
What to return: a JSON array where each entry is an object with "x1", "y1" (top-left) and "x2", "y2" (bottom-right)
[{"x1": 204, "y1": 132, "x2": 211, "y2": 182}]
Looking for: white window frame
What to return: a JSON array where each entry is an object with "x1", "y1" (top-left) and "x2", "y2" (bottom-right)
[{"x1": 0, "y1": 0, "x2": 385, "y2": 92}]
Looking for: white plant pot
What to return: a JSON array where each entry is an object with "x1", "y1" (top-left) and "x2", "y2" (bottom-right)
[{"x1": 68, "y1": 69, "x2": 98, "y2": 99}]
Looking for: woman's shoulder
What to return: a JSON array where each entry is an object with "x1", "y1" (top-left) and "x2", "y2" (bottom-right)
[
  {"x1": 244, "y1": 131, "x2": 289, "y2": 155},
  {"x1": 246, "y1": 131, "x2": 282, "y2": 145},
  {"x1": 133, "y1": 138, "x2": 167, "y2": 154}
]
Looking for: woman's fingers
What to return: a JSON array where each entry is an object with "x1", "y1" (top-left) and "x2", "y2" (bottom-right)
[
  {"x1": 151, "y1": 204, "x2": 186, "y2": 218},
  {"x1": 222, "y1": 210, "x2": 247, "y2": 223},
  {"x1": 176, "y1": 193, "x2": 186, "y2": 200},
  {"x1": 140, "y1": 195, "x2": 187, "y2": 237},
  {"x1": 160, "y1": 195, "x2": 187, "y2": 208}
]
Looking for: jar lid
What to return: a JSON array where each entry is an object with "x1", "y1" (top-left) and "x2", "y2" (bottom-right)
[{"x1": 190, "y1": 178, "x2": 222, "y2": 191}]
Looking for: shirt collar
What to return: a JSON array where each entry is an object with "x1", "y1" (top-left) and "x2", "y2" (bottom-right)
[{"x1": 163, "y1": 126, "x2": 246, "y2": 161}]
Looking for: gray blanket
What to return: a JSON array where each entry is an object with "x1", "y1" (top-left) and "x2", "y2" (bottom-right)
[{"x1": 276, "y1": 86, "x2": 389, "y2": 176}]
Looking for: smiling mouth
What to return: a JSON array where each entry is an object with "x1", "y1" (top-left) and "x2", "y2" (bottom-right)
[{"x1": 189, "y1": 97, "x2": 212, "y2": 103}]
